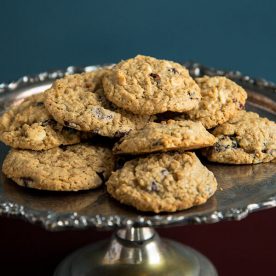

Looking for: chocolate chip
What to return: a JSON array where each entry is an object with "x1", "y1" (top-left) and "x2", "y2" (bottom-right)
[
  {"x1": 34, "y1": 102, "x2": 44, "y2": 107},
  {"x1": 20, "y1": 177, "x2": 33, "y2": 187},
  {"x1": 168, "y1": 68, "x2": 178, "y2": 74},
  {"x1": 150, "y1": 181, "x2": 159, "y2": 192},
  {"x1": 149, "y1": 73, "x2": 161, "y2": 84},
  {"x1": 96, "y1": 171, "x2": 105, "y2": 183},
  {"x1": 41, "y1": 119, "x2": 56, "y2": 126}
]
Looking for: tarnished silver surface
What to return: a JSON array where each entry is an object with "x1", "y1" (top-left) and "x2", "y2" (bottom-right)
[
  {"x1": 54, "y1": 227, "x2": 217, "y2": 276},
  {"x1": 0, "y1": 63, "x2": 275, "y2": 231}
]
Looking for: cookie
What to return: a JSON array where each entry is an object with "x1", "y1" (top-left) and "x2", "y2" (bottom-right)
[
  {"x1": 0, "y1": 93, "x2": 83, "y2": 150},
  {"x1": 113, "y1": 120, "x2": 216, "y2": 154},
  {"x1": 178, "y1": 76, "x2": 247, "y2": 129},
  {"x1": 45, "y1": 71, "x2": 153, "y2": 137},
  {"x1": 203, "y1": 111, "x2": 276, "y2": 164},
  {"x1": 2, "y1": 144, "x2": 115, "y2": 191},
  {"x1": 106, "y1": 152, "x2": 217, "y2": 213},
  {"x1": 102, "y1": 55, "x2": 201, "y2": 115}
]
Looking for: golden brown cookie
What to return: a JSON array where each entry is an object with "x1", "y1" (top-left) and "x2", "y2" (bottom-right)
[
  {"x1": 2, "y1": 144, "x2": 115, "y2": 191},
  {"x1": 0, "y1": 93, "x2": 83, "y2": 150},
  {"x1": 45, "y1": 71, "x2": 153, "y2": 137},
  {"x1": 106, "y1": 152, "x2": 217, "y2": 213},
  {"x1": 203, "y1": 111, "x2": 276, "y2": 164},
  {"x1": 179, "y1": 76, "x2": 247, "y2": 129},
  {"x1": 102, "y1": 55, "x2": 201, "y2": 115},
  {"x1": 113, "y1": 120, "x2": 216, "y2": 154}
]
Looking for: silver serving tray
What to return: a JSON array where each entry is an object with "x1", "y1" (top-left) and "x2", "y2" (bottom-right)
[{"x1": 0, "y1": 63, "x2": 275, "y2": 231}]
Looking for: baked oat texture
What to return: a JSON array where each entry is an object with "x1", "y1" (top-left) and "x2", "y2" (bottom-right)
[
  {"x1": 106, "y1": 152, "x2": 217, "y2": 213},
  {"x1": 2, "y1": 144, "x2": 115, "y2": 191},
  {"x1": 113, "y1": 120, "x2": 216, "y2": 154},
  {"x1": 0, "y1": 93, "x2": 82, "y2": 150},
  {"x1": 102, "y1": 55, "x2": 201, "y2": 115},
  {"x1": 203, "y1": 111, "x2": 276, "y2": 164},
  {"x1": 45, "y1": 70, "x2": 152, "y2": 137},
  {"x1": 180, "y1": 76, "x2": 247, "y2": 129}
]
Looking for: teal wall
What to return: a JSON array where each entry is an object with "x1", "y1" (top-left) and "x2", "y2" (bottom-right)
[{"x1": 1, "y1": 0, "x2": 275, "y2": 82}]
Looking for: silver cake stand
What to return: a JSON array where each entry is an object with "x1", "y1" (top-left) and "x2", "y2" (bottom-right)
[{"x1": 0, "y1": 63, "x2": 275, "y2": 276}]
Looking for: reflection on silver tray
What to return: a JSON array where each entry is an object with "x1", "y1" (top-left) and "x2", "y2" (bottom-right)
[{"x1": 0, "y1": 63, "x2": 275, "y2": 231}]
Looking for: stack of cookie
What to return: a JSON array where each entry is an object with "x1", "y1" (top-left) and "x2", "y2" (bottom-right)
[{"x1": 1, "y1": 55, "x2": 275, "y2": 213}]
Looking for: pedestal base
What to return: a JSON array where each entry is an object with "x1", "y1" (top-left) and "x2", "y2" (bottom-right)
[{"x1": 54, "y1": 228, "x2": 217, "y2": 276}]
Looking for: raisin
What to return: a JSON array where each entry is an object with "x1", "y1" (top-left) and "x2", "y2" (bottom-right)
[
  {"x1": 149, "y1": 73, "x2": 161, "y2": 84},
  {"x1": 20, "y1": 177, "x2": 33, "y2": 187},
  {"x1": 238, "y1": 103, "x2": 245, "y2": 110},
  {"x1": 214, "y1": 136, "x2": 239, "y2": 152}
]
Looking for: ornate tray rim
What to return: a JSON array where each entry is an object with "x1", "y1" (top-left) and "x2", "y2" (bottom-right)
[{"x1": 0, "y1": 62, "x2": 275, "y2": 231}]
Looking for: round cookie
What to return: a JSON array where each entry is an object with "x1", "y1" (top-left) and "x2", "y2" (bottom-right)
[
  {"x1": 2, "y1": 144, "x2": 115, "y2": 191},
  {"x1": 106, "y1": 152, "x2": 217, "y2": 213},
  {"x1": 180, "y1": 76, "x2": 247, "y2": 129},
  {"x1": 113, "y1": 120, "x2": 216, "y2": 154},
  {"x1": 202, "y1": 111, "x2": 276, "y2": 164},
  {"x1": 45, "y1": 70, "x2": 153, "y2": 137},
  {"x1": 102, "y1": 55, "x2": 201, "y2": 115},
  {"x1": 0, "y1": 93, "x2": 83, "y2": 150}
]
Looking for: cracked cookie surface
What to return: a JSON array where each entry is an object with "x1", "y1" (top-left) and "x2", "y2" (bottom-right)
[
  {"x1": 45, "y1": 70, "x2": 152, "y2": 137},
  {"x1": 113, "y1": 120, "x2": 216, "y2": 154},
  {"x1": 178, "y1": 76, "x2": 247, "y2": 129},
  {"x1": 0, "y1": 93, "x2": 82, "y2": 150},
  {"x1": 203, "y1": 111, "x2": 276, "y2": 164},
  {"x1": 106, "y1": 152, "x2": 217, "y2": 213},
  {"x1": 2, "y1": 144, "x2": 115, "y2": 191},
  {"x1": 102, "y1": 55, "x2": 201, "y2": 115}
]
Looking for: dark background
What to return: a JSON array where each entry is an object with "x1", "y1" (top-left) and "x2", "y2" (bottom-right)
[
  {"x1": 0, "y1": 1, "x2": 276, "y2": 275},
  {"x1": 1, "y1": 0, "x2": 276, "y2": 83}
]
